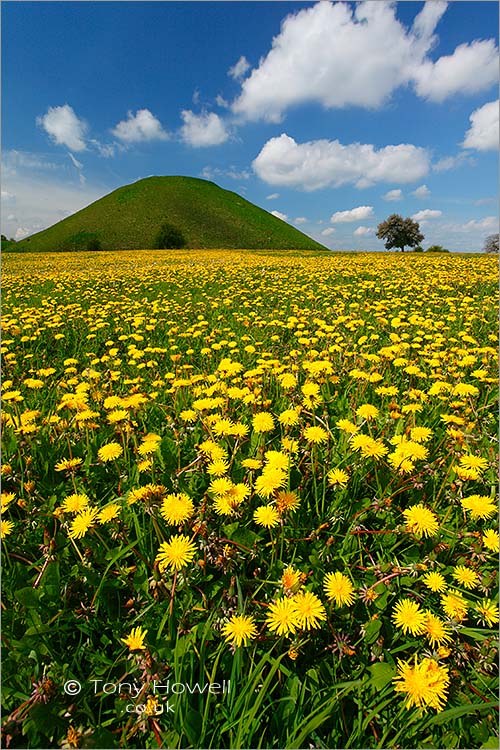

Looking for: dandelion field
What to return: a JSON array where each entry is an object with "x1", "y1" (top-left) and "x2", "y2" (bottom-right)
[{"x1": 1, "y1": 249, "x2": 498, "y2": 749}]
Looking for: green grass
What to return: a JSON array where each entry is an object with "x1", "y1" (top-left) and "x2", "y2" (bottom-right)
[
  {"x1": 13, "y1": 176, "x2": 327, "y2": 253},
  {"x1": 1, "y1": 250, "x2": 498, "y2": 749}
]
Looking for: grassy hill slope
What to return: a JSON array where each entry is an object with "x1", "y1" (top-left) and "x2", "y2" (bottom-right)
[{"x1": 14, "y1": 176, "x2": 327, "y2": 252}]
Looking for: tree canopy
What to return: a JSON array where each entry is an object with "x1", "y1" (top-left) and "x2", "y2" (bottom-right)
[
  {"x1": 154, "y1": 221, "x2": 186, "y2": 249},
  {"x1": 376, "y1": 214, "x2": 424, "y2": 252},
  {"x1": 484, "y1": 233, "x2": 499, "y2": 254}
]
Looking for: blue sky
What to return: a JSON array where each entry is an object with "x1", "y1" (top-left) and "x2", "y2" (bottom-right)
[{"x1": 2, "y1": 1, "x2": 498, "y2": 251}]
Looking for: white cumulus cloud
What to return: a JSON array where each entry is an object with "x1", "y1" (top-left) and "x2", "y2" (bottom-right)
[
  {"x1": 462, "y1": 100, "x2": 499, "y2": 151},
  {"x1": 232, "y1": 1, "x2": 449, "y2": 122},
  {"x1": 112, "y1": 109, "x2": 169, "y2": 143},
  {"x1": 460, "y1": 216, "x2": 498, "y2": 232},
  {"x1": 432, "y1": 152, "x2": 475, "y2": 172},
  {"x1": 180, "y1": 110, "x2": 229, "y2": 147},
  {"x1": 321, "y1": 227, "x2": 335, "y2": 237},
  {"x1": 231, "y1": 1, "x2": 496, "y2": 123},
  {"x1": 354, "y1": 226, "x2": 373, "y2": 236},
  {"x1": 412, "y1": 184, "x2": 431, "y2": 198},
  {"x1": 294, "y1": 217, "x2": 308, "y2": 225},
  {"x1": 412, "y1": 209, "x2": 443, "y2": 220},
  {"x1": 331, "y1": 206, "x2": 374, "y2": 223},
  {"x1": 383, "y1": 189, "x2": 403, "y2": 201},
  {"x1": 271, "y1": 210, "x2": 288, "y2": 222},
  {"x1": 1, "y1": 172, "x2": 108, "y2": 241},
  {"x1": 37, "y1": 104, "x2": 87, "y2": 152},
  {"x1": 266, "y1": 193, "x2": 279, "y2": 200},
  {"x1": 413, "y1": 40, "x2": 498, "y2": 102},
  {"x1": 253, "y1": 134, "x2": 430, "y2": 191},
  {"x1": 229, "y1": 56, "x2": 251, "y2": 80}
]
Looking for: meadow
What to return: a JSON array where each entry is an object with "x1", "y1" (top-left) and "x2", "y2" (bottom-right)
[{"x1": 1, "y1": 249, "x2": 498, "y2": 749}]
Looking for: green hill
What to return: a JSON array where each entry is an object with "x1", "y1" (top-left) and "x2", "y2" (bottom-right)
[{"x1": 14, "y1": 176, "x2": 327, "y2": 252}]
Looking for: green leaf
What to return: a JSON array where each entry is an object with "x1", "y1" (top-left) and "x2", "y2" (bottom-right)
[
  {"x1": 481, "y1": 737, "x2": 500, "y2": 749},
  {"x1": 183, "y1": 708, "x2": 202, "y2": 745},
  {"x1": 222, "y1": 522, "x2": 239, "y2": 538},
  {"x1": 41, "y1": 562, "x2": 60, "y2": 600},
  {"x1": 80, "y1": 728, "x2": 119, "y2": 748},
  {"x1": 15, "y1": 587, "x2": 41, "y2": 609},
  {"x1": 369, "y1": 662, "x2": 395, "y2": 690},
  {"x1": 364, "y1": 618, "x2": 382, "y2": 644},
  {"x1": 231, "y1": 526, "x2": 259, "y2": 548},
  {"x1": 441, "y1": 730, "x2": 459, "y2": 748},
  {"x1": 430, "y1": 702, "x2": 497, "y2": 725}
]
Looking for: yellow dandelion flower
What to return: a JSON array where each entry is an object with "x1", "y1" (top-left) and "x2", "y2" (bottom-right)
[
  {"x1": 212, "y1": 418, "x2": 235, "y2": 437},
  {"x1": 278, "y1": 408, "x2": 300, "y2": 426},
  {"x1": 424, "y1": 612, "x2": 452, "y2": 648},
  {"x1": 254, "y1": 505, "x2": 280, "y2": 528},
  {"x1": 55, "y1": 457, "x2": 83, "y2": 472},
  {"x1": 460, "y1": 495, "x2": 497, "y2": 520},
  {"x1": 392, "y1": 599, "x2": 427, "y2": 636},
  {"x1": 97, "y1": 504, "x2": 121, "y2": 524},
  {"x1": 279, "y1": 373, "x2": 296, "y2": 389},
  {"x1": 410, "y1": 426, "x2": 433, "y2": 443},
  {"x1": 452, "y1": 565, "x2": 479, "y2": 590},
  {"x1": 252, "y1": 412, "x2": 275, "y2": 433},
  {"x1": 155, "y1": 534, "x2": 197, "y2": 572},
  {"x1": 180, "y1": 409, "x2": 197, "y2": 422},
  {"x1": 254, "y1": 467, "x2": 287, "y2": 498},
  {"x1": 207, "y1": 459, "x2": 230, "y2": 476},
  {"x1": 351, "y1": 434, "x2": 387, "y2": 458},
  {"x1": 143, "y1": 696, "x2": 161, "y2": 716},
  {"x1": 230, "y1": 423, "x2": 250, "y2": 438},
  {"x1": 327, "y1": 468, "x2": 349, "y2": 488},
  {"x1": 282, "y1": 437, "x2": 299, "y2": 454},
  {"x1": 241, "y1": 458, "x2": 262, "y2": 470},
  {"x1": 440, "y1": 590, "x2": 468, "y2": 622},
  {"x1": 209, "y1": 477, "x2": 234, "y2": 497},
  {"x1": 303, "y1": 425, "x2": 329, "y2": 444},
  {"x1": 121, "y1": 626, "x2": 147, "y2": 651},
  {"x1": 264, "y1": 450, "x2": 289, "y2": 471},
  {"x1": 324, "y1": 572, "x2": 355, "y2": 607},
  {"x1": 292, "y1": 591, "x2": 327, "y2": 630},
  {"x1": 336, "y1": 419, "x2": 360, "y2": 434},
  {"x1": 266, "y1": 598, "x2": 301, "y2": 636},
  {"x1": 138, "y1": 440, "x2": 160, "y2": 456},
  {"x1": 475, "y1": 599, "x2": 499, "y2": 627},
  {"x1": 199, "y1": 440, "x2": 227, "y2": 461},
  {"x1": 276, "y1": 490, "x2": 300, "y2": 513},
  {"x1": 402, "y1": 504, "x2": 439, "y2": 538},
  {"x1": 422, "y1": 571, "x2": 447, "y2": 593},
  {"x1": 107, "y1": 409, "x2": 129, "y2": 424},
  {"x1": 281, "y1": 566, "x2": 301, "y2": 591},
  {"x1": 98, "y1": 442, "x2": 123, "y2": 462},
  {"x1": 61, "y1": 493, "x2": 90, "y2": 513},
  {"x1": 455, "y1": 466, "x2": 481, "y2": 481},
  {"x1": 356, "y1": 404, "x2": 379, "y2": 420},
  {"x1": 459, "y1": 454, "x2": 488, "y2": 472},
  {"x1": 160, "y1": 493, "x2": 194, "y2": 525},
  {"x1": 221, "y1": 614, "x2": 257, "y2": 647},
  {"x1": 393, "y1": 656, "x2": 450, "y2": 711},
  {"x1": 68, "y1": 507, "x2": 99, "y2": 539},
  {"x1": 1, "y1": 520, "x2": 14, "y2": 538},
  {"x1": 1, "y1": 492, "x2": 16, "y2": 512},
  {"x1": 213, "y1": 494, "x2": 239, "y2": 515},
  {"x1": 482, "y1": 529, "x2": 499, "y2": 553}
]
